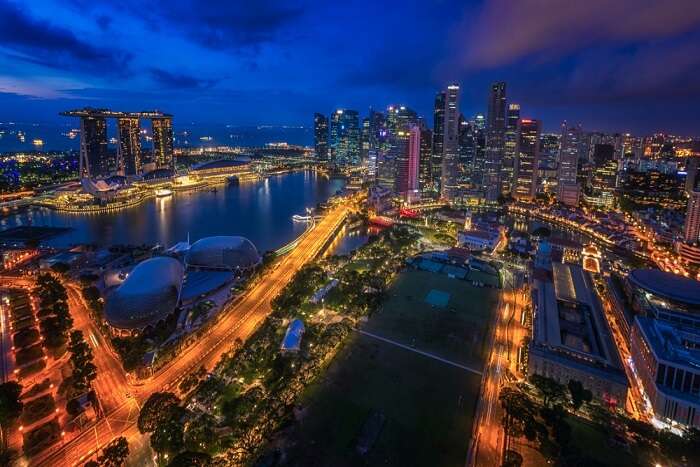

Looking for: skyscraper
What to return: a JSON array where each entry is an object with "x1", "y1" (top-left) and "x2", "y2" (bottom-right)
[
  {"x1": 117, "y1": 117, "x2": 142, "y2": 176},
  {"x1": 361, "y1": 116, "x2": 371, "y2": 163},
  {"x1": 431, "y1": 92, "x2": 446, "y2": 193},
  {"x1": 483, "y1": 82, "x2": 507, "y2": 200},
  {"x1": 440, "y1": 84, "x2": 460, "y2": 200},
  {"x1": 152, "y1": 116, "x2": 174, "y2": 170},
  {"x1": 685, "y1": 191, "x2": 700, "y2": 243},
  {"x1": 79, "y1": 115, "x2": 109, "y2": 179},
  {"x1": 395, "y1": 125, "x2": 421, "y2": 199},
  {"x1": 329, "y1": 109, "x2": 360, "y2": 166},
  {"x1": 513, "y1": 119, "x2": 540, "y2": 200},
  {"x1": 313, "y1": 113, "x2": 329, "y2": 161},
  {"x1": 557, "y1": 123, "x2": 581, "y2": 206},
  {"x1": 502, "y1": 103, "x2": 520, "y2": 195},
  {"x1": 418, "y1": 126, "x2": 433, "y2": 194}
]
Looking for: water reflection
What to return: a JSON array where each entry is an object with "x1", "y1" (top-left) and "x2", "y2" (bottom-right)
[{"x1": 4, "y1": 171, "x2": 345, "y2": 252}]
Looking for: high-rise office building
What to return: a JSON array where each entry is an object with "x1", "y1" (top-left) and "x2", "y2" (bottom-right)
[
  {"x1": 589, "y1": 144, "x2": 618, "y2": 208},
  {"x1": 458, "y1": 116, "x2": 474, "y2": 190},
  {"x1": 686, "y1": 157, "x2": 700, "y2": 194},
  {"x1": 117, "y1": 117, "x2": 142, "y2": 176},
  {"x1": 440, "y1": 84, "x2": 460, "y2": 200},
  {"x1": 684, "y1": 191, "x2": 700, "y2": 243},
  {"x1": 395, "y1": 125, "x2": 421, "y2": 199},
  {"x1": 313, "y1": 113, "x2": 329, "y2": 161},
  {"x1": 361, "y1": 116, "x2": 371, "y2": 163},
  {"x1": 431, "y1": 92, "x2": 446, "y2": 193},
  {"x1": 79, "y1": 115, "x2": 109, "y2": 179},
  {"x1": 513, "y1": 119, "x2": 541, "y2": 200},
  {"x1": 557, "y1": 124, "x2": 581, "y2": 206},
  {"x1": 329, "y1": 109, "x2": 360, "y2": 166},
  {"x1": 539, "y1": 133, "x2": 560, "y2": 194},
  {"x1": 152, "y1": 116, "x2": 174, "y2": 170},
  {"x1": 419, "y1": 126, "x2": 433, "y2": 194},
  {"x1": 502, "y1": 103, "x2": 520, "y2": 195},
  {"x1": 483, "y1": 82, "x2": 507, "y2": 200}
]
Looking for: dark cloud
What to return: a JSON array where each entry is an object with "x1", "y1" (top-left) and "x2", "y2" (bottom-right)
[
  {"x1": 68, "y1": 0, "x2": 307, "y2": 51},
  {"x1": 96, "y1": 15, "x2": 112, "y2": 31},
  {"x1": 459, "y1": 0, "x2": 700, "y2": 68},
  {"x1": 149, "y1": 69, "x2": 219, "y2": 89},
  {"x1": 0, "y1": 0, "x2": 130, "y2": 75}
]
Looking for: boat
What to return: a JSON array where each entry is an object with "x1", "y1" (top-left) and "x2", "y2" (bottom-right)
[
  {"x1": 155, "y1": 188, "x2": 173, "y2": 197},
  {"x1": 292, "y1": 214, "x2": 314, "y2": 222}
]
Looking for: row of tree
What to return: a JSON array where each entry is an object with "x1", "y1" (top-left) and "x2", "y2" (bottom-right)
[{"x1": 36, "y1": 273, "x2": 73, "y2": 352}]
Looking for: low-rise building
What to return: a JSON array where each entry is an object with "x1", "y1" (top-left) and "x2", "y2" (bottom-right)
[
  {"x1": 458, "y1": 229, "x2": 499, "y2": 252},
  {"x1": 529, "y1": 263, "x2": 628, "y2": 407}
]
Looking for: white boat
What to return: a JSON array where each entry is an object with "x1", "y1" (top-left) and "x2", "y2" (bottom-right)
[
  {"x1": 155, "y1": 188, "x2": 173, "y2": 197},
  {"x1": 292, "y1": 214, "x2": 313, "y2": 222}
]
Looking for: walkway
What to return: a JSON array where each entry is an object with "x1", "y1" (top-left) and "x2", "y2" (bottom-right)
[{"x1": 356, "y1": 329, "x2": 483, "y2": 376}]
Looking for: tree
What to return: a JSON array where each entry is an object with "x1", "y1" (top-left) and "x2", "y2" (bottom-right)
[
  {"x1": 150, "y1": 420, "x2": 184, "y2": 459},
  {"x1": 68, "y1": 331, "x2": 97, "y2": 391},
  {"x1": 97, "y1": 436, "x2": 129, "y2": 467},
  {"x1": 0, "y1": 381, "x2": 23, "y2": 447},
  {"x1": 138, "y1": 392, "x2": 181, "y2": 434},
  {"x1": 530, "y1": 374, "x2": 566, "y2": 408},
  {"x1": 567, "y1": 379, "x2": 592, "y2": 412},
  {"x1": 50, "y1": 262, "x2": 70, "y2": 274},
  {"x1": 167, "y1": 451, "x2": 211, "y2": 467}
]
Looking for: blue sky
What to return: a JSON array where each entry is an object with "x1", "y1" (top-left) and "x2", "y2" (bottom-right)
[{"x1": 1, "y1": 0, "x2": 699, "y2": 134}]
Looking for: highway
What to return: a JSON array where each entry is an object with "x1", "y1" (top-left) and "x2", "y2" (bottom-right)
[{"x1": 30, "y1": 202, "x2": 350, "y2": 466}]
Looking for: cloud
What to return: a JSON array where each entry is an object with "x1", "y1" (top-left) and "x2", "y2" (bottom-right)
[
  {"x1": 68, "y1": 0, "x2": 307, "y2": 51},
  {"x1": 149, "y1": 69, "x2": 219, "y2": 89},
  {"x1": 459, "y1": 0, "x2": 700, "y2": 68},
  {"x1": 0, "y1": 0, "x2": 131, "y2": 75}
]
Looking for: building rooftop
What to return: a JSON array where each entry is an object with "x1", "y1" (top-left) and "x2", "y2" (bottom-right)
[
  {"x1": 629, "y1": 269, "x2": 700, "y2": 306},
  {"x1": 281, "y1": 319, "x2": 305, "y2": 353},
  {"x1": 635, "y1": 316, "x2": 700, "y2": 369},
  {"x1": 533, "y1": 262, "x2": 624, "y2": 373},
  {"x1": 105, "y1": 256, "x2": 184, "y2": 330}
]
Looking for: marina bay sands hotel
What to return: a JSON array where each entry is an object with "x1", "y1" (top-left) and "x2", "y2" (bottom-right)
[{"x1": 60, "y1": 108, "x2": 174, "y2": 180}]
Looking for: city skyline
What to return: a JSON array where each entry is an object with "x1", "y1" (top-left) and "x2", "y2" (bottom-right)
[{"x1": 0, "y1": 0, "x2": 699, "y2": 134}]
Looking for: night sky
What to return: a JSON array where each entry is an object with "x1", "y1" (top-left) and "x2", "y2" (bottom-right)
[{"x1": 1, "y1": 0, "x2": 699, "y2": 134}]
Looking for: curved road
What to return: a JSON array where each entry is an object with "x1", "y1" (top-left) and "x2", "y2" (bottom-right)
[{"x1": 30, "y1": 202, "x2": 350, "y2": 467}]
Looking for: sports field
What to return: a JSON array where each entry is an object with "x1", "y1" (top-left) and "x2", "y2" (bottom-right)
[
  {"x1": 365, "y1": 269, "x2": 499, "y2": 368},
  {"x1": 269, "y1": 269, "x2": 500, "y2": 466}
]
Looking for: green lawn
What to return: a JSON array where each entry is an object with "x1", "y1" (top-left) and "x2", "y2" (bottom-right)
[
  {"x1": 280, "y1": 333, "x2": 482, "y2": 467},
  {"x1": 365, "y1": 269, "x2": 499, "y2": 368},
  {"x1": 568, "y1": 417, "x2": 638, "y2": 467}
]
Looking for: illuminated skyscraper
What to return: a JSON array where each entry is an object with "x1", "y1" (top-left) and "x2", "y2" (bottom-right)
[
  {"x1": 440, "y1": 84, "x2": 460, "y2": 200},
  {"x1": 685, "y1": 191, "x2": 700, "y2": 243},
  {"x1": 152, "y1": 116, "x2": 174, "y2": 169},
  {"x1": 557, "y1": 123, "x2": 581, "y2": 206},
  {"x1": 79, "y1": 115, "x2": 109, "y2": 179},
  {"x1": 117, "y1": 117, "x2": 142, "y2": 176},
  {"x1": 313, "y1": 113, "x2": 329, "y2": 161},
  {"x1": 418, "y1": 126, "x2": 432, "y2": 193},
  {"x1": 361, "y1": 116, "x2": 370, "y2": 163},
  {"x1": 329, "y1": 109, "x2": 360, "y2": 166},
  {"x1": 513, "y1": 119, "x2": 540, "y2": 200},
  {"x1": 483, "y1": 82, "x2": 507, "y2": 200},
  {"x1": 502, "y1": 103, "x2": 520, "y2": 195},
  {"x1": 589, "y1": 143, "x2": 618, "y2": 208},
  {"x1": 395, "y1": 125, "x2": 421, "y2": 199},
  {"x1": 431, "y1": 91, "x2": 446, "y2": 192}
]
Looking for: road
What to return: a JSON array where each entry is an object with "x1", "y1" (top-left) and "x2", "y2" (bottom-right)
[
  {"x1": 598, "y1": 281, "x2": 651, "y2": 421},
  {"x1": 470, "y1": 268, "x2": 526, "y2": 467},
  {"x1": 30, "y1": 202, "x2": 350, "y2": 467}
]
